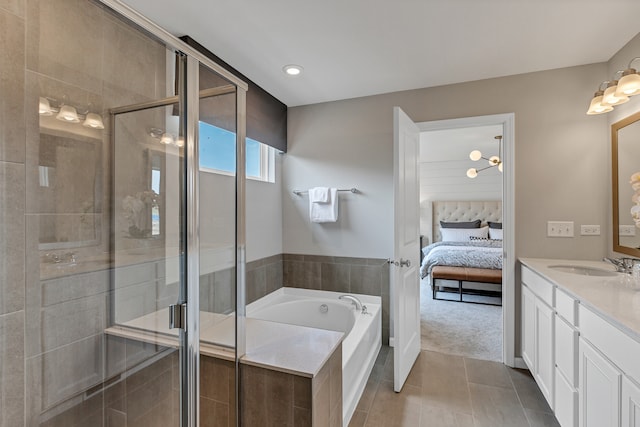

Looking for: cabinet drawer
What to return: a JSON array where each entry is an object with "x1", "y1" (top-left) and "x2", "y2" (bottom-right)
[
  {"x1": 555, "y1": 288, "x2": 578, "y2": 326},
  {"x1": 522, "y1": 266, "x2": 554, "y2": 306},
  {"x1": 555, "y1": 368, "x2": 578, "y2": 427},
  {"x1": 580, "y1": 305, "x2": 640, "y2": 385},
  {"x1": 555, "y1": 314, "x2": 578, "y2": 387}
]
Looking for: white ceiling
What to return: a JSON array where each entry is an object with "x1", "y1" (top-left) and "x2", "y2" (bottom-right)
[
  {"x1": 120, "y1": 0, "x2": 640, "y2": 107},
  {"x1": 420, "y1": 125, "x2": 504, "y2": 163}
]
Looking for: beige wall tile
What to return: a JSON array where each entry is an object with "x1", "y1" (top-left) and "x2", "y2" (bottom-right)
[
  {"x1": 26, "y1": 0, "x2": 104, "y2": 93},
  {"x1": 0, "y1": 311, "x2": 25, "y2": 427},
  {"x1": 0, "y1": 0, "x2": 24, "y2": 17},
  {"x1": 0, "y1": 8, "x2": 25, "y2": 163},
  {"x1": 0, "y1": 161, "x2": 25, "y2": 315}
]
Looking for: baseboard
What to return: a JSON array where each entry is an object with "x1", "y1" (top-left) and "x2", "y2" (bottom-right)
[{"x1": 513, "y1": 357, "x2": 528, "y2": 370}]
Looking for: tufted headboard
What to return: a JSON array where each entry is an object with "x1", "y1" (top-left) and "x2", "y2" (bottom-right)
[{"x1": 427, "y1": 200, "x2": 502, "y2": 243}]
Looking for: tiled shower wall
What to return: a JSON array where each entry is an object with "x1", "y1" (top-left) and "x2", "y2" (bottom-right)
[
  {"x1": 282, "y1": 254, "x2": 391, "y2": 344},
  {"x1": 0, "y1": 1, "x2": 26, "y2": 425}
]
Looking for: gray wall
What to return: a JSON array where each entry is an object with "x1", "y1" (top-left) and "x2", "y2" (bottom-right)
[{"x1": 285, "y1": 63, "x2": 612, "y2": 261}]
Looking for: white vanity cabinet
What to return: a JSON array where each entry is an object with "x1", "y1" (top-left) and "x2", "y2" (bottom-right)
[
  {"x1": 622, "y1": 376, "x2": 640, "y2": 427},
  {"x1": 521, "y1": 266, "x2": 555, "y2": 409},
  {"x1": 578, "y1": 337, "x2": 622, "y2": 427},
  {"x1": 554, "y1": 288, "x2": 579, "y2": 427}
]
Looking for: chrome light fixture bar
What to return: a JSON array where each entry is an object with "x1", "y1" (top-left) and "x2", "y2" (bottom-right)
[
  {"x1": 467, "y1": 135, "x2": 503, "y2": 179},
  {"x1": 587, "y1": 57, "x2": 640, "y2": 115}
]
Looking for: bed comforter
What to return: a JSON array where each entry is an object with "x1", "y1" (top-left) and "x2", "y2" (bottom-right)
[{"x1": 420, "y1": 240, "x2": 503, "y2": 279}]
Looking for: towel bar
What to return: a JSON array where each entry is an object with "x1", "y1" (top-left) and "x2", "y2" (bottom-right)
[{"x1": 293, "y1": 188, "x2": 358, "y2": 196}]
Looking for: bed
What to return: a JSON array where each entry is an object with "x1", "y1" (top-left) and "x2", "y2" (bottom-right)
[{"x1": 419, "y1": 201, "x2": 503, "y2": 305}]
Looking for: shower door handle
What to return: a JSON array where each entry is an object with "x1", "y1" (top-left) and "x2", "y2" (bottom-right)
[{"x1": 169, "y1": 303, "x2": 186, "y2": 330}]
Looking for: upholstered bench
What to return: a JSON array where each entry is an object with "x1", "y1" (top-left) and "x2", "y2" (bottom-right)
[{"x1": 431, "y1": 266, "x2": 502, "y2": 305}]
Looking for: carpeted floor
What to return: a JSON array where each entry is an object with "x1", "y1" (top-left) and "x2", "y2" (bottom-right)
[{"x1": 420, "y1": 278, "x2": 503, "y2": 362}]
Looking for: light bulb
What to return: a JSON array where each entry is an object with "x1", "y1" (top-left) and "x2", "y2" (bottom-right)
[
  {"x1": 56, "y1": 105, "x2": 80, "y2": 123},
  {"x1": 602, "y1": 82, "x2": 629, "y2": 106},
  {"x1": 469, "y1": 150, "x2": 482, "y2": 161},
  {"x1": 498, "y1": 162, "x2": 503, "y2": 172},
  {"x1": 39, "y1": 97, "x2": 53, "y2": 116},
  {"x1": 489, "y1": 156, "x2": 500, "y2": 166},
  {"x1": 160, "y1": 133, "x2": 174, "y2": 145},
  {"x1": 586, "y1": 91, "x2": 613, "y2": 115},
  {"x1": 614, "y1": 69, "x2": 640, "y2": 97},
  {"x1": 82, "y1": 113, "x2": 104, "y2": 129},
  {"x1": 283, "y1": 64, "x2": 303, "y2": 76},
  {"x1": 175, "y1": 137, "x2": 185, "y2": 148},
  {"x1": 466, "y1": 168, "x2": 478, "y2": 178}
]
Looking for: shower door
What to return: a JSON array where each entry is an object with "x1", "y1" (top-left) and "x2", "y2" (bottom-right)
[{"x1": 109, "y1": 52, "x2": 246, "y2": 427}]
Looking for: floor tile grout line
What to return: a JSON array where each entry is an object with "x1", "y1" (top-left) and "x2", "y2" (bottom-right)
[{"x1": 505, "y1": 365, "x2": 535, "y2": 427}]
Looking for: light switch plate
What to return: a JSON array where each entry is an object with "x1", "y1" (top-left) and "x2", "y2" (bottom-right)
[
  {"x1": 620, "y1": 225, "x2": 636, "y2": 237},
  {"x1": 548, "y1": 221, "x2": 574, "y2": 237},
  {"x1": 580, "y1": 225, "x2": 600, "y2": 235}
]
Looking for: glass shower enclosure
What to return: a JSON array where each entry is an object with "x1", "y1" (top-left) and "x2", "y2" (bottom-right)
[{"x1": 17, "y1": 1, "x2": 248, "y2": 426}]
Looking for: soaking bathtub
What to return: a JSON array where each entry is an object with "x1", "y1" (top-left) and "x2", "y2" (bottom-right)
[{"x1": 247, "y1": 288, "x2": 382, "y2": 427}]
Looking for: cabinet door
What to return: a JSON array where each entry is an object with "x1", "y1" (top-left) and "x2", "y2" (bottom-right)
[
  {"x1": 556, "y1": 368, "x2": 578, "y2": 427},
  {"x1": 522, "y1": 285, "x2": 536, "y2": 371},
  {"x1": 535, "y1": 298, "x2": 554, "y2": 409},
  {"x1": 622, "y1": 377, "x2": 640, "y2": 427},
  {"x1": 579, "y1": 338, "x2": 621, "y2": 427}
]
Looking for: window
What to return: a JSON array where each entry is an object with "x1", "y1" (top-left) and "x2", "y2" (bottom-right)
[{"x1": 199, "y1": 121, "x2": 274, "y2": 182}]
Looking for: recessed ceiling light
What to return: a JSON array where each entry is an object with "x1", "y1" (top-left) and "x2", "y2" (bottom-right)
[{"x1": 283, "y1": 64, "x2": 303, "y2": 76}]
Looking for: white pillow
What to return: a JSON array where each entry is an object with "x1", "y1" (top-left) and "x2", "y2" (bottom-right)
[
  {"x1": 489, "y1": 227, "x2": 503, "y2": 240},
  {"x1": 440, "y1": 226, "x2": 489, "y2": 242}
]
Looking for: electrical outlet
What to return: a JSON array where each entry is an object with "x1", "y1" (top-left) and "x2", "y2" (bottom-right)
[
  {"x1": 620, "y1": 225, "x2": 637, "y2": 237},
  {"x1": 548, "y1": 221, "x2": 574, "y2": 237},
  {"x1": 580, "y1": 225, "x2": 600, "y2": 236}
]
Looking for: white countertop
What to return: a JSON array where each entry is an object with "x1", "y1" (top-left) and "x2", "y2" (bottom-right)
[
  {"x1": 106, "y1": 312, "x2": 343, "y2": 378},
  {"x1": 520, "y1": 258, "x2": 640, "y2": 341}
]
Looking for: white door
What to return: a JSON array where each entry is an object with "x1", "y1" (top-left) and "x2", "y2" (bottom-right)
[{"x1": 392, "y1": 107, "x2": 421, "y2": 392}]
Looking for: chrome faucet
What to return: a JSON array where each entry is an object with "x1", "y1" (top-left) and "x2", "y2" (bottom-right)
[
  {"x1": 339, "y1": 295, "x2": 366, "y2": 313},
  {"x1": 603, "y1": 257, "x2": 640, "y2": 274}
]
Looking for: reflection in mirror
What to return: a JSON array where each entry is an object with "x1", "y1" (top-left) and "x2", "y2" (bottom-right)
[
  {"x1": 37, "y1": 130, "x2": 102, "y2": 250},
  {"x1": 613, "y1": 110, "x2": 640, "y2": 256}
]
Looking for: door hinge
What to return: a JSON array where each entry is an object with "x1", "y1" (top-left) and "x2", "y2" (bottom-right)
[{"x1": 169, "y1": 303, "x2": 187, "y2": 330}]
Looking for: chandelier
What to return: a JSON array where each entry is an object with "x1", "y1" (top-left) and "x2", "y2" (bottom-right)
[{"x1": 466, "y1": 135, "x2": 503, "y2": 178}]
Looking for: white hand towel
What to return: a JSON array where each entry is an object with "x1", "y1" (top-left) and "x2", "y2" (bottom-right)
[
  {"x1": 310, "y1": 188, "x2": 338, "y2": 223},
  {"x1": 309, "y1": 187, "x2": 329, "y2": 203}
]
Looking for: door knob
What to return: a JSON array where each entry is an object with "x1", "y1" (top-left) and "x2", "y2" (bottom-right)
[{"x1": 399, "y1": 258, "x2": 411, "y2": 267}]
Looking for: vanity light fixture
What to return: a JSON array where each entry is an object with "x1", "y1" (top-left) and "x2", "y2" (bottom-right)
[
  {"x1": 466, "y1": 135, "x2": 503, "y2": 179},
  {"x1": 587, "y1": 57, "x2": 640, "y2": 115},
  {"x1": 56, "y1": 104, "x2": 81, "y2": 123},
  {"x1": 148, "y1": 127, "x2": 183, "y2": 148},
  {"x1": 586, "y1": 84, "x2": 614, "y2": 115},
  {"x1": 39, "y1": 97, "x2": 54, "y2": 116},
  {"x1": 283, "y1": 64, "x2": 303, "y2": 76},
  {"x1": 615, "y1": 57, "x2": 640, "y2": 97},
  {"x1": 83, "y1": 112, "x2": 105, "y2": 129},
  {"x1": 40, "y1": 95, "x2": 105, "y2": 129},
  {"x1": 602, "y1": 77, "x2": 629, "y2": 107}
]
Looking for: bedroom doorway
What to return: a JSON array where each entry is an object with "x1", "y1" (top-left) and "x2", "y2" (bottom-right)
[{"x1": 416, "y1": 113, "x2": 516, "y2": 367}]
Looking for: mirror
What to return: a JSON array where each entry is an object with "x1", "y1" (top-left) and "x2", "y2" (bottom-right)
[
  {"x1": 37, "y1": 130, "x2": 102, "y2": 250},
  {"x1": 612, "y1": 110, "x2": 640, "y2": 257}
]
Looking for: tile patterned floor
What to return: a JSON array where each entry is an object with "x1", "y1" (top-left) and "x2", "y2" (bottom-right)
[{"x1": 348, "y1": 346, "x2": 560, "y2": 427}]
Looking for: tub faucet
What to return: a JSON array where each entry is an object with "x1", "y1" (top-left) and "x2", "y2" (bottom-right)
[{"x1": 339, "y1": 295, "x2": 366, "y2": 313}]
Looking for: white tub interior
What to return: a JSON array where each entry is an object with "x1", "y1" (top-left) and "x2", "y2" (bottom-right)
[{"x1": 247, "y1": 287, "x2": 382, "y2": 426}]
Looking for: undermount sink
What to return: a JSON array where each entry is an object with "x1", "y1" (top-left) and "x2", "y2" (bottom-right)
[{"x1": 548, "y1": 264, "x2": 619, "y2": 277}]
